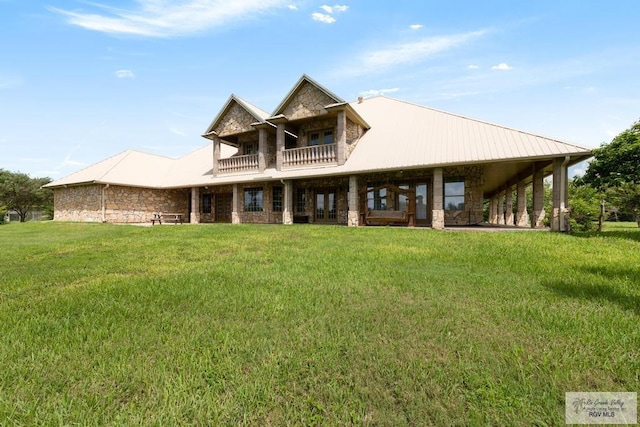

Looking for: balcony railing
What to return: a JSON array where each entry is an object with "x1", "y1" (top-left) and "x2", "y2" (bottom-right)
[
  {"x1": 218, "y1": 154, "x2": 259, "y2": 174},
  {"x1": 283, "y1": 143, "x2": 336, "y2": 168}
]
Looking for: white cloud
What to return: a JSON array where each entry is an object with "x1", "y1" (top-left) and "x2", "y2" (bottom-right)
[
  {"x1": 313, "y1": 4, "x2": 347, "y2": 23},
  {"x1": 321, "y1": 5, "x2": 348, "y2": 13},
  {"x1": 343, "y1": 30, "x2": 487, "y2": 76},
  {"x1": 288, "y1": 4, "x2": 298, "y2": 10},
  {"x1": 491, "y1": 62, "x2": 513, "y2": 70},
  {"x1": 311, "y1": 12, "x2": 335, "y2": 24},
  {"x1": 50, "y1": 0, "x2": 290, "y2": 38},
  {"x1": 359, "y1": 88, "x2": 399, "y2": 98},
  {"x1": 409, "y1": 24, "x2": 423, "y2": 30},
  {"x1": 115, "y1": 69, "x2": 135, "y2": 79},
  {"x1": 467, "y1": 64, "x2": 479, "y2": 69}
]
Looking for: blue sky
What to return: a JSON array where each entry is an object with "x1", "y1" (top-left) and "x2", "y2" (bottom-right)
[{"x1": 1, "y1": 0, "x2": 639, "y2": 179}]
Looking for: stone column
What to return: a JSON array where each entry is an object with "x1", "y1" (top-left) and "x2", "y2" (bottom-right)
[
  {"x1": 516, "y1": 181, "x2": 528, "y2": 227},
  {"x1": 190, "y1": 187, "x2": 200, "y2": 224},
  {"x1": 336, "y1": 110, "x2": 346, "y2": 165},
  {"x1": 283, "y1": 180, "x2": 293, "y2": 225},
  {"x1": 532, "y1": 166, "x2": 545, "y2": 228},
  {"x1": 276, "y1": 123, "x2": 285, "y2": 171},
  {"x1": 497, "y1": 191, "x2": 505, "y2": 225},
  {"x1": 347, "y1": 175, "x2": 359, "y2": 227},
  {"x1": 489, "y1": 196, "x2": 497, "y2": 224},
  {"x1": 432, "y1": 168, "x2": 444, "y2": 229},
  {"x1": 505, "y1": 188, "x2": 514, "y2": 225},
  {"x1": 552, "y1": 157, "x2": 569, "y2": 232},
  {"x1": 232, "y1": 184, "x2": 240, "y2": 224},
  {"x1": 258, "y1": 127, "x2": 267, "y2": 173},
  {"x1": 212, "y1": 136, "x2": 221, "y2": 177}
]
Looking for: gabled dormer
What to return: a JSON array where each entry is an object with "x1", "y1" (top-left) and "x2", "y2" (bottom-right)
[
  {"x1": 268, "y1": 75, "x2": 370, "y2": 170},
  {"x1": 202, "y1": 95, "x2": 274, "y2": 175}
]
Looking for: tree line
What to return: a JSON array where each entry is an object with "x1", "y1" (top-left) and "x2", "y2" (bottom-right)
[
  {"x1": 570, "y1": 119, "x2": 640, "y2": 230},
  {"x1": 0, "y1": 170, "x2": 53, "y2": 223}
]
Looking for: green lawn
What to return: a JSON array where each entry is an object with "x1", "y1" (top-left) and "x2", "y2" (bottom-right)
[{"x1": 0, "y1": 222, "x2": 638, "y2": 425}]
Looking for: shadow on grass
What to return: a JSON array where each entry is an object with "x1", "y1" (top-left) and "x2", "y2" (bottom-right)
[
  {"x1": 570, "y1": 227, "x2": 640, "y2": 243},
  {"x1": 544, "y1": 279, "x2": 640, "y2": 316}
]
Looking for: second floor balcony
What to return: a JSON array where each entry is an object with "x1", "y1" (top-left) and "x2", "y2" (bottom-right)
[
  {"x1": 219, "y1": 154, "x2": 259, "y2": 174},
  {"x1": 283, "y1": 143, "x2": 336, "y2": 168}
]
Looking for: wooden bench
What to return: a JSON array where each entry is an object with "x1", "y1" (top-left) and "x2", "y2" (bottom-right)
[
  {"x1": 151, "y1": 213, "x2": 183, "y2": 225},
  {"x1": 365, "y1": 209, "x2": 408, "y2": 225}
]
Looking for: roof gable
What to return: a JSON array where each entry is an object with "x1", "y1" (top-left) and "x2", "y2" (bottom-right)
[
  {"x1": 203, "y1": 95, "x2": 270, "y2": 138},
  {"x1": 270, "y1": 74, "x2": 344, "y2": 121}
]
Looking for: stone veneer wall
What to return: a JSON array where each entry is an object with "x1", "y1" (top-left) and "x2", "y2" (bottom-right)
[
  {"x1": 282, "y1": 82, "x2": 335, "y2": 120},
  {"x1": 443, "y1": 165, "x2": 484, "y2": 226},
  {"x1": 346, "y1": 117, "x2": 364, "y2": 157},
  {"x1": 103, "y1": 186, "x2": 189, "y2": 223},
  {"x1": 53, "y1": 185, "x2": 103, "y2": 222},
  {"x1": 215, "y1": 102, "x2": 256, "y2": 137},
  {"x1": 53, "y1": 184, "x2": 189, "y2": 223}
]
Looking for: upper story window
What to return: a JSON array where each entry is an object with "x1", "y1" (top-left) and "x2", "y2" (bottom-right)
[
  {"x1": 444, "y1": 179, "x2": 465, "y2": 211},
  {"x1": 244, "y1": 142, "x2": 257, "y2": 155},
  {"x1": 309, "y1": 129, "x2": 334, "y2": 146}
]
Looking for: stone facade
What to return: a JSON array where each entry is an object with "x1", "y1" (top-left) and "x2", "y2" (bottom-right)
[
  {"x1": 215, "y1": 102, "x2": 256, "y2": 137},
  {"x1": 53, "y1": 185, "x2": 102, "y2": 222},
  {"x1": 346, "y1": 118, "x2": 364, "y2": 156},
  {"x1": 53, "y1": 185, "x2": 188, "y2": 223},
  {"x1": 281, "y1": 81, "x2": 335, "y2": 120}
]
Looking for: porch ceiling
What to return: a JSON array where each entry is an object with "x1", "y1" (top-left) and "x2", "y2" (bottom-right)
[{"x1": 480, "y1": 154, "x2": 588, "y2": 198}]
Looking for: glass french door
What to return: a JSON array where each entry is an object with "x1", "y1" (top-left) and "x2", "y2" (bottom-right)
[
  {"x1": 315, "y1": 189, "x2": 337, "y2": 223},
  {"x1": 415, "y1": 183, "x2": 429, "y2": 225},
  {"x1": 215, "y1": 194, "x2": 232, "y2": 223}
]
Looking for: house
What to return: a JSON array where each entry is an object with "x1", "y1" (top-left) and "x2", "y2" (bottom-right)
[{"x1": 44, "y1": 75, "x2": 592, "y2": 231}]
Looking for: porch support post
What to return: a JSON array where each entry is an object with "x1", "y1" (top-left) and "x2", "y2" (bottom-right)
[
  {"x1": 432, "y1": 168, "x2": 444, "y2": 229},
  {"x1": 497, "y1": 191, "x2": 505, "y2": 225},
  {"x1": 348, "y1": 175, "x2": 359, "y2": 227},
  {"x1": 190, "y1": 187, "x2": 200, "y2": 224},
  {"x1": 212, "y1": 136, "x2": 221, "y2": 177},
  {"x1": 532, "y1": 166, "x2": 545, "y2": 228},
  {"x1": 505, "y1": 188, "x2": 514, "y2": 225},
  {"x1": 282, "y1": 180, "x2": 293, "y2": 225},
  {"x1": 276, "y1": 123, "x2": 285, "y2": 171},
  {"x1": 489, "y1": 196, "x2": 497, "y2": 224},
  {"x1": 258, "y1": 127, "x2": 267, "y2": 173},
  {"x1": 516, "y1": 181, "x2": 528, "y2": 227},
  {"x1": 336, "y1": 110, "x2": 347, "y2": 165},
  {"x1": 232, "y1": 184, "x2": 241, "y2": 224},
  {"x1": 552, "y1": 156, "x2": 570, "y2": 232}
]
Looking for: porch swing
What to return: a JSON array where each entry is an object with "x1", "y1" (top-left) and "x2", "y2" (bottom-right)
[{"x1": 361, "y1": 183, "x2": 415, "y2": 226}]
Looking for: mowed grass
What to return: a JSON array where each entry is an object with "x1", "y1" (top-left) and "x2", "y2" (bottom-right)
[{"x1": 0, "y1": 222, "x2": 638, "y2": 426}]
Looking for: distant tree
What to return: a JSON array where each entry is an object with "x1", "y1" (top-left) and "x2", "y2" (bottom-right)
[
  {"x1": 606, "y1": 182, "x2": 640, "y2": 227},
  {"x1": 0, "y1": 169, "x2": 53, "y2": 222},
  {"x1": 568, "y1": 179, "x2": 604, "y2": 231},
  {"x1": 580, "y1": 120, "x2": 640, "y2": 228},
  {"x1": 582, "y1": 120, "x2": 640, "y2": 189}
]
